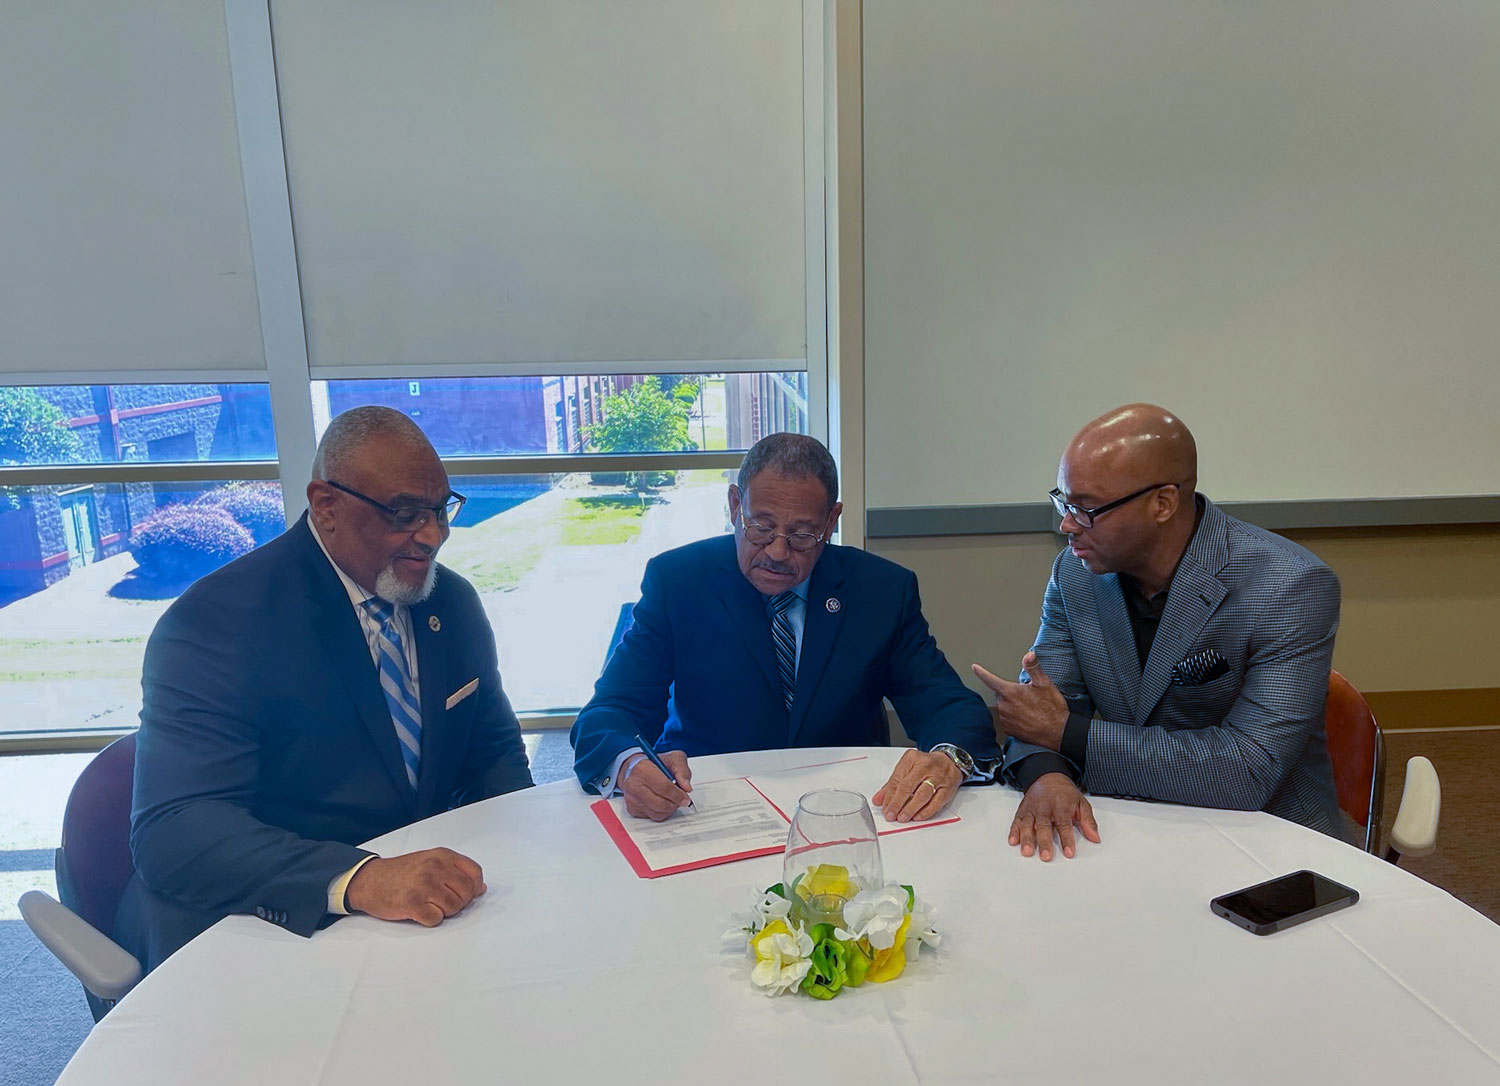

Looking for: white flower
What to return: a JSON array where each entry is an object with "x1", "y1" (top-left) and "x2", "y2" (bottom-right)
[
  {"x1": 904, "y1": 895, "x2": 941, "y2": 961},
  {"x1": 722, "y1": 889, "x2": 795, "y2": 942},
  {"x1": 836, "y1": 884, "x2": 911, "y2": 950},
  {"x1": 749, "y1": 924, "x2": 814, "y2": 996}
]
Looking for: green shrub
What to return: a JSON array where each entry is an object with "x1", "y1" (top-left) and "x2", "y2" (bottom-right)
[{"x1": 131, "y1": 504, "x2": 254, "y2": 583}]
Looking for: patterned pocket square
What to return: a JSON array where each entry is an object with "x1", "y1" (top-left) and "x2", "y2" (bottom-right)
[{"x1": 1171, "y1": 649, "x2": 1230, "y2": 686}]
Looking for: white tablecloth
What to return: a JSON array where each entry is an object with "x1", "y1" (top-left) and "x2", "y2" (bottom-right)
[{"x1": 60, "y1": 747, "x2": 1500, "y2": 1084}]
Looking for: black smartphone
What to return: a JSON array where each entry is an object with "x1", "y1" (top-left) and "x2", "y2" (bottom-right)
[{"x1": 1211, "y1": 870, "x2": 1359, "y2": 935}]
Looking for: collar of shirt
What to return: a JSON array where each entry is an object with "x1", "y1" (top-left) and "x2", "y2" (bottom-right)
[{"x1": 306, "y1": 518, "x2": 419, "y2": 683}]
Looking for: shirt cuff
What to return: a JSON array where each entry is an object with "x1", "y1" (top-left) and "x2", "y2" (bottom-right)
[
  {"x1": 1059, "y1": 712, "x2": 1092, "y2": 769},
  {"x1": 597, "y1": 746, "x2": 645, "y2": 797},
  {"x1": 1008, "y1": 751, "x2": 1080, "y2": 793},
  {"x1": 327, "y1": 855, "x2": 377, "y2": 916}
]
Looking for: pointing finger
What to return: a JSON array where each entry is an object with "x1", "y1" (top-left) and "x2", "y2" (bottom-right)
[{"x1": 971, "y1": 663, "x2": 1014, "y2": 695}]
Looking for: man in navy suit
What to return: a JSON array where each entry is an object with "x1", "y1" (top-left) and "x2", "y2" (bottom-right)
[
  {"x1": 571, "y1": 434, "x2": 1001, "y2": 823},
  {"x1": 974, "y1": 404, "x2": 1344, "y2": 861},
  {"x1": 116, "y1": 407, "x2": 532, "y2": 971}
]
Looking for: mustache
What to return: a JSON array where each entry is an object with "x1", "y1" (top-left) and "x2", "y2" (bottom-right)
[
  {"x1": 396, "y1": 542, "x2": 437, "y2": 559},
  {"x1": 755, "y1": 557, "x2": 797, "y2": 575}
]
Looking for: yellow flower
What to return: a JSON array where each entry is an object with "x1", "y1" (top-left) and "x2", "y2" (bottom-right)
[
  {"x1": 752, "y1": 919, "x2": 795, "y2": 958},
  {"x1": 794, "y1": 864, "x2": 856, "y2": 903},
  {"x1": 865, "y1": 914, "x2": 912, "y2": 983}
]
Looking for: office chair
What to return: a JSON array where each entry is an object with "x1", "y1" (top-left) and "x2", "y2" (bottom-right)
[
  {"x1": 18, "y1": 733, "x2": 142, "y2": 1021},
  {"x1": 1323, "y1": 671, "x2": 1441, "y2": 863}
]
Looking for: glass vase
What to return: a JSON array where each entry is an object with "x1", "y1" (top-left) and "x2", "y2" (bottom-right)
[{"x1": 783, "y1": 788, "x2": 884, "y2": 928}]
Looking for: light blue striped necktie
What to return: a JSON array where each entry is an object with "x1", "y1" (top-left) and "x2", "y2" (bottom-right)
[
  {"x1": 767, "y1": 591, "x2": 798, "y2": 712},
  {"x1": 363, "y1": 598, "x2": 421, "y2": 791}
]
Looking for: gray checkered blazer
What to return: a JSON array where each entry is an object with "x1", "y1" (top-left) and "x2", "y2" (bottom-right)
[{"x1": 1004, "y1": 497, "x2": 1346, "y2": 839}]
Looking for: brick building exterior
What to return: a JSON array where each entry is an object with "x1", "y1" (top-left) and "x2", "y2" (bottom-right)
[{"x1": 0, "y1": 384, "x2": 274, "y2": 603}]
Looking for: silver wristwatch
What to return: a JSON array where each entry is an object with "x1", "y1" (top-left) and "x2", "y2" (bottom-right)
[{"x1": 930, "y1": 742, "x2": 976, "y2": 778}]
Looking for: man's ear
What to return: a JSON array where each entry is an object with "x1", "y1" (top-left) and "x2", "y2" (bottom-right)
[
  {"x1": 1153, "y1": 485, "x2": 1180, "y2": 524},
  {"x1": 825, "y1": 501, "x2": 844, "y2": 538},
  {"x1": 727, "y1": 483, "x2": 742, "y2": 523},
  {"x1": 307, "y1": 480, "x2": 337, "y2": 530}
]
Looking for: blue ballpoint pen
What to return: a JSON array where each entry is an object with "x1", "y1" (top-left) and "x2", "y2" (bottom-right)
[{"x1": 633, "y1": 735, "x2": 697, "y2": 814}]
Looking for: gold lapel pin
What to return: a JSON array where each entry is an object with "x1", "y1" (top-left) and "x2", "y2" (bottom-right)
[{"x1": 428, "y1": 615, "x2": 441, "y2": 632}]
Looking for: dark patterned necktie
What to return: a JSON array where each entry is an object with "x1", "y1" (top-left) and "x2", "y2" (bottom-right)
[{"x1": 767, "y1": 591, "x2": 798, "y2": 712}]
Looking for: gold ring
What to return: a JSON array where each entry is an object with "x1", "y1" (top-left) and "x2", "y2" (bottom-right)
[{"x1": 918, "y1": 778, "x2": 937, "y2": 793}]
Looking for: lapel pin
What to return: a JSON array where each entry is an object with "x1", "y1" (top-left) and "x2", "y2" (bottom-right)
[
  {"x1": 825, "y1": 598, "x2": 841, "y2": 613},
  {"x1": 428, "y1": 615, "x2": 441, "y2": 632}
]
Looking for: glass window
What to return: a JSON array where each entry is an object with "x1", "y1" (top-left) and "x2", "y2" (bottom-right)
[
  {"x1": 0, "y1": 384, "x2": 275, "y2": 465},
  {"x1": 313, "y1": 372, "x2": 809, "y2": 456},
  {"x1": 0, "y1": 481, "x2": 285, "y2": 736},
  {"x1": 441, "y1": 469, "x2": 734, "y2": 712}
]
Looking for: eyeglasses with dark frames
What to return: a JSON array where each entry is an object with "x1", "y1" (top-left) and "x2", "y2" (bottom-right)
[
  {"x1": 1048, "y1": 483, "x2": 1179, "y2": 529},
  {"x1": 326, "y1": 480, "x2": 466, "y2": 532},
  {"x1": 737, "y1": 512, "x2": 827, "y2": 552}
]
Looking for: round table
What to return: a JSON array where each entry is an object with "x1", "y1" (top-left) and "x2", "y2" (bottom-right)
[{"x1": 60, "y1": 747, "x2": 1500, "y2": 1084}]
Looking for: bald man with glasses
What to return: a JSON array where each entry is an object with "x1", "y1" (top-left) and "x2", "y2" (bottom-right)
[
  {"x1": 572, "y1": 433, "x2": 1001, "y2": 823},
  {"x1": 117, "y1": 406, "x2": 532, "y2": 972},
  {"x1": 972, "y1": 404, "x2": 1345, "y2": 859}
]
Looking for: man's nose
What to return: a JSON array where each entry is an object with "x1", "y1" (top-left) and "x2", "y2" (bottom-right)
[
  {"x1": 1059, "y1": 511, "x2": 1084, "y2": 535},
  {"x1": 763, "y1": 532, "x2": 792, "y2": 561},
  {"x1": 413, "y1": 514, "x2": 445, "y2": 551}
]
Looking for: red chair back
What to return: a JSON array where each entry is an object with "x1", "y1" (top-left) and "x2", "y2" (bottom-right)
[
  {"x1": 56, "y1": 734, "x2": 137, "y2": 937},
  {"x1": 1323, "y1": 671, "x2": 1384, "y2": 850}
]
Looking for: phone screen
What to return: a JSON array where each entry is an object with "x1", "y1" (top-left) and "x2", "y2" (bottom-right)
[{"x1": 1214, "y1": 870, "x2": 1357, "y2": 929}]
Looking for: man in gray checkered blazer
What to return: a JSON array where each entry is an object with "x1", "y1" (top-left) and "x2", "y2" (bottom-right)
[{"x1": 974, "y1": 404, "x2": 1345, "y2": 859}]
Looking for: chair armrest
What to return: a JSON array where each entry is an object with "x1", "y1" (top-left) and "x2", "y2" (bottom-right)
[
  {"x1": 1389, "y1": 756, "x2": 1441, "y2": 859},
  {"x1": 18, "y1": 891, "x2": 142, "y2": 1002}
]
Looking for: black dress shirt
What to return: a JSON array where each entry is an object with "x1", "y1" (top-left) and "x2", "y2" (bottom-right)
[{"x1": 1010, "y1": 571, "x2": 1174, "y2": 792}]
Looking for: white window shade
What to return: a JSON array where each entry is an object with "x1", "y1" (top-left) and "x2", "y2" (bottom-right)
[
  {"x1": 270, "y1": 0, "x2": 808, "y2": 375},
  {"x1": 0, "y1": 3, "x2": 265, "y2": 378}
]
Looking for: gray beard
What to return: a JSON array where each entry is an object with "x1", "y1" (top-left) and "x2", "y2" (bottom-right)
[{"x1": 375, "y1": 561, "x2": 437, "y2": 606}]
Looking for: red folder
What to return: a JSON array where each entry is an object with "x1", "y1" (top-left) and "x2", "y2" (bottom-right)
[{"x1": 592, "y1": 772, "x2": 960, "y2": 879}]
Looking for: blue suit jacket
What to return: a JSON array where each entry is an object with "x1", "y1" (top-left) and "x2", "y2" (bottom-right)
[
  {"x1": 571, "y1": 535, "x2": 999, "y2": 790},
  {"x1": 115, "y1": 515, "x2": 532, "y2": 970},
  {"x1": 1005, "y1": 497, "x2": 1345, "y2": 838}
]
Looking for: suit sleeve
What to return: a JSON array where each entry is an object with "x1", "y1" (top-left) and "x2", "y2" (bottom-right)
[
  {"x1": 1002, "y1": 552, "x2": 1092, "y2": 789},
  {"x1": 570, "y1": 558, "x2": 677, "y2": 791},
  {"x1": 883, "y1": 570, "x2": 1002, "y2": 762},
  {"x1": 451, "y1": 582, "x2": 533, "y2": 805},
  {"x1": 1081, "y1": 564, "x2": 1341, "y2": 809},
  {"x1": 130, "y1": 596, "x2": 369, "y2": 939}
]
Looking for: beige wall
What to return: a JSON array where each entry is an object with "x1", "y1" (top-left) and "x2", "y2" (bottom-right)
[{"x1": 870, "y1": 523, "x2": 1500, "y2": 698}]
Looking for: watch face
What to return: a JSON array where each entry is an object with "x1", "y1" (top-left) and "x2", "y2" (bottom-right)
[{"x1": 938, "y1": 744, "x2": 974, "y2": 775}]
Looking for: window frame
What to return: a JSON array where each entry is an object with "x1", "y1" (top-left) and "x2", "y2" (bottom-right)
[{"x1": 0, "y1": 0, "x2": 833, "y2": 753}]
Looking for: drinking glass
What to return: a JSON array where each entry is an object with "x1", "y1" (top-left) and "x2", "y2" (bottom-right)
[{"x1": 782, "y1": 789, "x2": 884, "y2": 927}]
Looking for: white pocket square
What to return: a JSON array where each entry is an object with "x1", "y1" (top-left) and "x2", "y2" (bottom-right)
[{"x1": 445, "y1": 679, "x2": 479, "y2": 709}]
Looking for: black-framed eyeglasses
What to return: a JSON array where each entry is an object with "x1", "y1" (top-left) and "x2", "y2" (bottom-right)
[
  {"x1": 737, "y1": 513, "x2": 827, "y2": 552},
  {"x1": 1048, "y1": 483, "x2": 1178, "y2": 529},
  {"x1": 326, "y1": 480, "x2": 466, "y2": 532}
]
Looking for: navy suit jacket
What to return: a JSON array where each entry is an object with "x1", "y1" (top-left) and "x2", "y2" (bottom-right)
[
  {"x1": 115, "y1": 515, "x2": 532, "y2": 970},
  {"x1": 571, "y1": 535, "x2": 999, "y2": 790}
]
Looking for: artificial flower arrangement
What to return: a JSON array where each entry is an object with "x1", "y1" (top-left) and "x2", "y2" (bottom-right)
[{"x1": 726, "y1": 863, "x2": 939, "y2": 1000}]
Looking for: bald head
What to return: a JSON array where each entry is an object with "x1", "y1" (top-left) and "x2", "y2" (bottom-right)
[
  {"x1": 1066, "y1": 404, "x2": 1197, "y2": 496},
  {"x1": 1054, "y1": 404, "x2": 1200, "y2": 589}
]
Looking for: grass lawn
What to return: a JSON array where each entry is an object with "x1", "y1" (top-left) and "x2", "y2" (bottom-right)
[
  {"x1": 560, "y1": 494, "x2": 654, "y2": 545},
  {"x1": 0, "y1": 635, "x2": 146, "y2": 683},
  {"x1": 442, "y1": 488, "x2": 659, "y2": 592}
]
